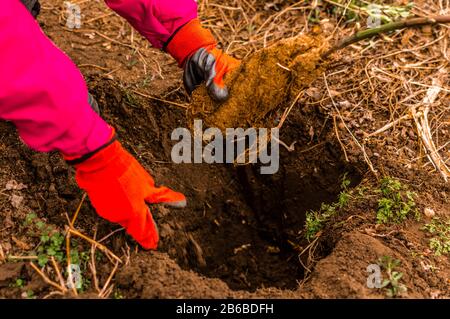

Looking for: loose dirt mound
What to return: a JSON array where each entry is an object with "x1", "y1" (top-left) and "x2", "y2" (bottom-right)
[
  {"x1": 305, "y1": 232, "x2": 415, "y2": 298},
  {"x1": 115, "y1": 252, "x2": 236, "y2": 298},
  {"x1": 191, "y1": 35, "x2": 330, "y2": 130}
]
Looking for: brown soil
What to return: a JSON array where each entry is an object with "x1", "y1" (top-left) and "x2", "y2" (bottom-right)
[
  {"x1": 0, "y1": 0, "x2": 449, "y2": 299},
  {"x1": 0, "y1": 77, "x2": 351, "y2": 297},
  {"x1": 1, "y1": 77, "x2": 448, "y2": 299},
  {"x1": 191, "y1": 34, "x2": 330, "y2": 130},
  {"x1": 91, "y1": 79, "x2": 364, "y2": 293}
]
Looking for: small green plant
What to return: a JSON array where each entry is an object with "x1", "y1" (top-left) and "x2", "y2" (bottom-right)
[
  {"x1": 79, "y1": 277, "x2": 91, "y2": 293},
  {"x1": 376, "y1": 177, "x2": 419, "y2": 224},
  {"x1": 69, "y1": 247, "x2": 89, "y2": 266},
  {"x1": 26, "y1": 290, "x2": 35, "y2": 299},
  {"x1": 123, "y1": 90, "x2": 138, "y2": 107},
  {"x1": 338, "y1": 174, "x2": 351, "y2": 208},
  {"x1": 24, "y1": 213, "x2": 37, "y2": 226},
  {"x1": 422, "y1": 217, "x2": 450, "y2": 256},
  {"x1": 23, "y1": 213, "x2": 66, "y2": 267},
  {"x1": 23, "y1": 215, "x2": 95, "y2": 293},
  {"x1": 113, "y1": 290, "x2": 124, "y2": 299},
  {"x1": 10, "y1": 278, "x2": 25, "y2": 288},
  {"x1": 304, "y1": 174, "x2": 352, "y2": 241},
  {"x1": 308, "y1": 7, "x2": 322, "y2": 24},
  {"x1": 37, "y1": 229, "x2": 65, "y2": 267},
  {"x1": 305, "y1": 203, "x2": 337, "y2": 240},
  {"x1": 378, "y1": 256, "x2": 407, "y2": 298},
  {"x1": 24, "y1": 216, "x2": 68, "y2": 287},
  {"x1": 363, "y1": 2, "x2": 414, "y2": 24},
  {"x1": 329, "y1": 0, "x2": 413, "y2": 24}
]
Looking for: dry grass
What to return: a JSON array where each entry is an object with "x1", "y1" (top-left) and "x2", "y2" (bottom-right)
[
  {"x1": 199, "y1": 0, "x2": 317, "y2": 57},
  {"x1": 315, "y1": 2, "x2": 449, "y2": 180},
  {"x1": 199, "y1": 0, "x2": 449, "y2": 181}
]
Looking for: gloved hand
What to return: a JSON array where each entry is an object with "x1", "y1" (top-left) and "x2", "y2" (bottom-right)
[
  {"x1": 65, "y1": 133, "x2": 186, "y2": 250},
  {"x1": 20, "y1": 0, "x2": 40, "y2": 18},
  {"x1": 166, "y1": 18, "x2": 240, "y2": 102}
]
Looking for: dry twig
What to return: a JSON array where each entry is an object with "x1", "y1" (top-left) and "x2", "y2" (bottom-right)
[
  {"x1": 323, "y1": 15, "x2": 450, "y2": 59},
  {"x1": 411, "y1": 70, "x2": 450, "y2": 181},
  {"x1": 30, "y1": 262, "x2": 65, "y2": 292}
]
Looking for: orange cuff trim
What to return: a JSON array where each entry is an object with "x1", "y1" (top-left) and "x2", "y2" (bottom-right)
[{"x1": 166, "y1": 18, "x2": 217, "y2": 67}]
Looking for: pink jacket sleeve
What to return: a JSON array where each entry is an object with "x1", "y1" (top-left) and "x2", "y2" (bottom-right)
[
  {"x1": 0, "y1": 0, "x2": 112, "y2": 157},
  {"x1": 104, "y1": 0, "x2": 198, "y2": 49}
]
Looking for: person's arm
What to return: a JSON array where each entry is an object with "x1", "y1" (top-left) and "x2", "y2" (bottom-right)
[
  {"x1": 0, "y1": 0, "x2": 186, "y2": 250},
  {"x1": 0, "y1": 0, "x2": 112, "y2": 157},
  {"x1": 104, "y1": 0, "x2": 198, "y2": 49},
  {"x1": 105, "y1": 0, "x2": 240, "y2": 101}
]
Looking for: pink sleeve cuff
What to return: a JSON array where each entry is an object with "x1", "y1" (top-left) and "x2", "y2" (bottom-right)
[{"x1": 104, "y1": 0, "x2": 198, "y2": 49}]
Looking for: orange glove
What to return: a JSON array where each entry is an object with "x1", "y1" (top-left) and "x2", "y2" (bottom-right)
[
  {"x1": 166, "y1": 18, "x2": 240, "y2": 102},
  {"x1": 66, "y1": 135, "x2": 186, "y2": 250}
]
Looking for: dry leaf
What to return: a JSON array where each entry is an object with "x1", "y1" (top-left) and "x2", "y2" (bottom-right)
[
  {"x1": 11, "y1": 236, "x2": 31, "y2": 250},
  {"x1": 10, "y1": 194, "x2": 24, "y2": 209},
  {"x1": 423, "y1": 208, "x2": 435, "y2": 218},
  {"x1": 5, "y1": 180, "x2": 27, "y2": 191}
]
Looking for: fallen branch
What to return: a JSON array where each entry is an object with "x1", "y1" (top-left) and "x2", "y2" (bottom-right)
[
  {"x1": 89, "y1": 227, "x2": 101, "y2": 294},
  {"x1": 70, "y1": 193, "x2": 87, "y2": 228},
  {"x1": 29, "y1": 262, "x2": 65, "y2": 292},
  {"x1": 50, "y1": 256, "x2": 67, "y2": 293},
  {"x1": 90, "y1": 245, "x2": 101, "y2": 294},
  {"x1": 99, "y1": 261, "x2": 120, "y2": 298},
  {"x1": 322, "y1": 15, "x2": 450, "y2": 59}
]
